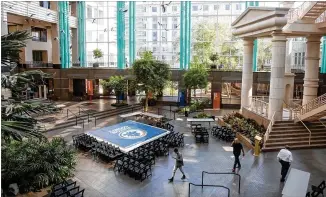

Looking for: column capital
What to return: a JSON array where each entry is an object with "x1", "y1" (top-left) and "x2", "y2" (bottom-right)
[
  {"x1": 271, "y1": 32, "x2": 287, "y2": 42},
  {"x1": 243, "y1": 38, "x2": 255, "y2": 46},
  {"x1": 306, "y1": 35, "x2": 322, "y2": 43}
]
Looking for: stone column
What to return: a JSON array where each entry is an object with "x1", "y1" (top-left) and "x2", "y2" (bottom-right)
[
  {"x1": 303, "y1": 35, "x2": 321, "y2": 105},
  {"x1": 268, "y1": 33, "x2": 287, "y2": 120},
  {"x1": 39, "y1": 85, "x2": 42, "y2": 98},
  {"x1": 44, "y1": 85, "x2": 47, "y2": 99},
  {"x1": 71, "y1": 28, "x2": 78, "y2": 66},
  {"x1": 241, "y1": 38, "x2": 254, "y2": 109}
]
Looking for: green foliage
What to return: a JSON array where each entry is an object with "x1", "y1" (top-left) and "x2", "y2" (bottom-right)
[
  {"x1": 140, "y1": 51, "x2": 154, "y2": 61},
  {"x1": 100, "y1": 76, "x2": 127, "y2": 103},
  {"x1": 2, "y1": 70, "x2": 52, "y2": 99},
  {"x1": 194, "y1": 112, "x2": 209, "y2": 118},
  {"x1": 223, "y1": 112, "x2": 265, "y2": 143},
  {"x1": 1, "y1": 137, "x2": 77, "y2": 193},
  {"x1": 258, "y1": 40, "x2": 272, "y2": 70},
  {"x1": 93, "y1": 48, "x2": 103, "y2": 59},
  {"x1": 1, "y1": 30, "x2": 31, "y2": 66},
  {"x1": 192, "y1": 22, "x2": 216, "y2": 65},
  {"x1": 179, "y1": 98, "x2": 210, "y2": 114},
  {"x1": 183, "y1": 64, "x2": 208, "y2": 101},
  {"x1": 132, "y1": 54, "x2": 171, "y2": 111},
  {"x1": 209, "y1": 53, "x2": 219, "y2": 63}
]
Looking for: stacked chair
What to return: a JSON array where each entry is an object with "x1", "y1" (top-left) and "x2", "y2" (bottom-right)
[
  {"x1": 50, "y1": 179, "x2": 85, "y2": 197},
  {"x1": 211, "y1": 126, "x2": 235, "y2": 142},
  {"x1": 193, "y1": 127, "x2": 209, "y2": 143},
  {"x1": 72, "y1": 134, "x2": 123, "y2": 162}
]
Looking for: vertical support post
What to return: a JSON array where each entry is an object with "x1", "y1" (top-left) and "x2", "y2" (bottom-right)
[
  {"x1": 117, "y1": 1, "x2": 126, "y2": 69},
  {"x1": 129, "y1": 1, "x2": 136, "y2": 66},
  {"x1": 321, "y1": 36, "x2": 326, "y2": 73},
  {"x1": 77, "y1": 2, "x2": 86, "y2": 67}
]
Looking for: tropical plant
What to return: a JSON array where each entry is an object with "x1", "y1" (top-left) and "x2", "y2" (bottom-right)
[
  {"x1": 183, "y1": 63, "x2": 208, "y2": 103},
  {"x1": 132, "y1": 51, "x2": 171, "y2": 111},
  {"x1": 1, "y1": 30, "x2": 31, "y2": 67},
  {"x1": 93, "y1": 48, "x2": 103, "y2": 60},
  {"x1": 1, "y1": 137, "x2": 77, "y2": 193},
  {"x1": 209, "y1": 53, "x2": 219, "y2": 65},
  {"x1": 100, "y1": 75, "x2": 127, "y2": 104}
]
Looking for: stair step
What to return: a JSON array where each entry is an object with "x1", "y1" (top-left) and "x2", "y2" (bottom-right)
[
  {"x1": 264, "y1": 139, "x2": 326, "y2": 147},
  {"x1": 262, "y1": 144, "x2": 326, "y2": 152},
  {"x1": 267, "y1": 136, "x2": 326, "y2": 143},
  {"x1": 271, "y1": 128, "x2": 326, "y2": 134},
  {"x1": 269, "y1": 132, "x2": 326, "y2": 138}
]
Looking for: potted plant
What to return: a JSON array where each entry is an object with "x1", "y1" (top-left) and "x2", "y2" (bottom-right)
[
  {"x1": 209, "y1": 53, "x2": 219, "y2": 69},
  {"x1": 93, "y1": 48, "x2": 103, "y2": 67}
]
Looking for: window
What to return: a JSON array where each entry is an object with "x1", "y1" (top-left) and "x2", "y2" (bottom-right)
[
  {"x1": 192, "y1": 6, "x2": 198, "y2": 11},
  {"x1": 214, "y1": 5, "x2": 218, "y2": 10},
  {"x1": 173, "y1": 17, "x2": 178, "y2": 22},
  {"x1": 152, "y1": 7, "x2": 157, "y2": 12},
  {"x1": 152, "y1": 31, "x2": 157, "y2": 41},
  {"x1": 162, "y1": 24, "x2": 167, "y2": 29},
  {"x1": 32, "y1": 51, "x2": 43, "y2": 62},
  {"x1": 31, "y1": 27, "x2": 47, "y2": 42},
  {"x1": 94, "y1": 8, "x2": 98, "y2": 18},
  {"x1": 39, "y1": 1, "x2": 50, "y2": 9},
  {"x1": 142, "y1": 7, "x2": 146, "y2": 12},
  {"x1": 153, "y1": 17, "x2": 158, "y2": 22},
  {"x1": 236, "y1": 4, "x2": 241, "y2": 10},
  {"x1": 162, "y1": 17, "x2": 167, "y2": 23},
  {"x1": 99, "y1": 33, "x2": 104, "y2": 41},
  {"x1": 99, "y1": 10, "x2": 104, "y2": 18},
  {"x1": 203, "y1": 5, "x2": 209, "y2": 11},
  {"x1": 152, "y1": 24, "x2": 157, "y2": 29},
  {"x1": 225, "y1": 4, "x2": 230, "y2": 10},
  {"x1": 87, "y1": 6, "x2": 92, "y2": 18},
  {"x1": 87, "y1": 31, "x2": 92, "y2": 41},
  {"x1": 294, "y1": 53, "x2": 298, "y2": 65},
  {"x1": 162, "y1": 31, "x2": 167, "y2": 38},
  {"x1": 302, "y1": 52, "x2": 305, "y2": 65},
  {"x1": 172, "y1": 6, "x2": 177, "y2": 12},
  {"x1": 153, "y1": 47, "x2": 157, "y2": 52},
  {"x1": 173, "y1": 24, "x2": 178, "y2": 29}
]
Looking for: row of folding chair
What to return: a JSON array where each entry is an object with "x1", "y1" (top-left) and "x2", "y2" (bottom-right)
[
  {"x1": 50, "y1": 179, "x2": 84, "y2": 197},
  {"x1": 162, "y1": 132, "x2": 184, "y2": 147},
  {"x1": 72, "y1": 134, "x2": 123, "y2": 161},
  {"x1": 211, "y1": 126, "x2": 235, "y2": 142},
  {"x1": 114, "y1": 155, "x2": 152, "y2": 182},
  {"x1": 306, "y1": 180, "x2": 325, "y2": 197}
]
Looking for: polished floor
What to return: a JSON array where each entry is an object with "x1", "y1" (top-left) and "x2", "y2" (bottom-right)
[{"x1": 46, "y1": 114, "x2": 326, "y2": 197}]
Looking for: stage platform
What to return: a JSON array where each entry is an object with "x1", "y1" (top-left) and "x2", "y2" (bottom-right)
[{"x1": 86, "y1": 120, "x2": 170, "y2": 152}]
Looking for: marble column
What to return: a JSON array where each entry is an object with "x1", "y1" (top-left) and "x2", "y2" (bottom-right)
[
  {"x1": 241, "y1": 38, "x2": 254, "y2": 109},
  {"x1": 303, "y1": 35, "x2": 321, "y2": 105},
  {"x1": 268, "y1": 33, "x2": 287, "y2": 120}
]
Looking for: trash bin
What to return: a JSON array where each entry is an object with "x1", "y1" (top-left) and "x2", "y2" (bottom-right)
[{"x1": 185, "y1": 110, "x2": 189, "y2": 117}]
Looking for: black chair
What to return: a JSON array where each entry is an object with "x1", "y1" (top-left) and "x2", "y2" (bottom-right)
[
  {"x1": 306, "y1": 192, "x2": 311, "y2": 197},
  {"x1": 71, "y1": 189, "x2": 85, "y2": 197},
  {"x1": 311, "y1": 180, "x2": 325, "y2": 197}
]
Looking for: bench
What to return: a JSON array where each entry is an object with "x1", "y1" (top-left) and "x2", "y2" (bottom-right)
[{"x1": 282, "y1": 168, "x2": 310, "y2": 197}]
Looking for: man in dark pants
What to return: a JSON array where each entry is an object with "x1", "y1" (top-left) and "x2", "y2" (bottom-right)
[
  {"x1": 277, "y1": 145, "x2": 293, "y2": 182},
  {"x1": 231, "y1": 138, "x2": 245, "y2": 172}
]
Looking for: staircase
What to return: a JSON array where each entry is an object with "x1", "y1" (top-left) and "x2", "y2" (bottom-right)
[
  {"x1": 295, "y1": 93, "x2": 326, "y2": 122},
  {"x1": 288, "y1": 2, "x2": 326, "y2": 22},
  {"x1": 262, "y1": 119, "x2": 326, "y2": 152}
]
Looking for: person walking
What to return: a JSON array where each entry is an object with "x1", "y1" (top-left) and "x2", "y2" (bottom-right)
[
  {"x1": 231, "y1": 138, "x2": 245, "y2": 172},
  {"x1": 168, "y1": 148, "x2": 186, "y2": 182},
  {"x1": 277, "y1": 145, "x2": 293, "y2": 182}
]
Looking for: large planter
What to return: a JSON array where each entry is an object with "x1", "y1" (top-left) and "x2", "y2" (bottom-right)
[{"x1": 93, "y1": 62, "x2": 99, "y2": 67}]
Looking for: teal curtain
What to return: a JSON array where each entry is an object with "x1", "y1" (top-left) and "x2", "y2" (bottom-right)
[
  {"x1": 129, "y1": 1, "x2": 136, "y2": 66},
  {"x1": 321, "y1": 36, "x2": 326, "y2": 73},
  {"x1": 58, "y1": 1, "x2": 70, "y2": 68},
  {"x1": 180, "y1": 1, "x2": 185, "y2": 69}
]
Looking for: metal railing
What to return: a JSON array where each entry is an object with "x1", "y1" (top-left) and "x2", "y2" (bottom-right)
[
  {"x1": 298, "y1": 93, "x2": 326, "y2": 116},
  {"x1": 250, "y1": 96, "x2": 269, "y2": 118},
  {"x1": 264, "y1": 111, "x2": 276, "y2": 148},
  {"x1": 316, "y1": 10, "x2": 326, "y2": 23},
  {"x1": 66, "y1": 108, "x2": 79, "y2": 126},
  {"x1": 283, "y1": 99, "x2": 302, "y2": 120},
  {"x1": 287, "y1": 2, "x2": 315, "y2": 23},
  {"x1": 201, "y1": 171, "x2": 241, "y2": 194},
  {"x1": 297, "y1": 115, "x2": 312, "y2": 145},
  {"x1": 188, "y1": 183, "x2": 230, "y2": 197},
  {"x1": 318, "y1": 119, "x2": 326, "y2": 128},
  {"x1": 78, "y1": 106, "x2": 97, "y2": 127}
]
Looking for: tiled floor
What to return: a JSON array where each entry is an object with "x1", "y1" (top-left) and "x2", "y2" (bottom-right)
[{"x1": 46, "y1": 114, "x2": 326, "y2": 197}]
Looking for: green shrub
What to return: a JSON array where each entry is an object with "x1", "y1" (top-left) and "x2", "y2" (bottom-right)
[
  {"x1": 1, "y1": 137, "x2": 77, "y2": 193},
  {"x1": 195, "y1": 112, "x2": 209, "y2": 118}
]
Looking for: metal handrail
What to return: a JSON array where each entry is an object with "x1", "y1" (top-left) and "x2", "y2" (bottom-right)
[
  {"x1": 66, "y1": 108, "x2": 80, "y2": 126},
  {"x1": 250, "y1": 96, "x2": 269, "y2": 117},
  {"x1": 297, "y1": 115, "x2": 312, "y2": 145},
  {"x1": 288, "y1": 2, "x2": 315, "y2": 23},
  {"x1": 316, "y1": 10, "x2": 326, "y2": 23},
  {"x1": 264, "y1": 111, "x2": 276, "y2": 148},
  {"x1": 318, "y1": 119, "x2": 326, "y2": 128},
  {"x1": 298, "y1": 93, "x2": 326, "y2": 116},
  {"x1": 201, "y1": 171, "x2": 241, "y2": 194},
  {"x1": 78, "y1": 106, "x2": 97, "y2": 126},
  {"x1": 188, "y1": 183, "x2": 230, "y2": 197}
]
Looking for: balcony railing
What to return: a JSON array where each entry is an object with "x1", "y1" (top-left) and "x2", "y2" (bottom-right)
[
  {"x1": 287, "y1": 2, "x2": 315, "y2": 23},
  {"x1": 298, "y1": 93, "x2": 326, "y2": 116},
  {"x1": 250, "y1": 96, "x2": 269, "y2": 118},
  {"x1": 316, "y1": 10, "x2": 326, "y2": 23}
]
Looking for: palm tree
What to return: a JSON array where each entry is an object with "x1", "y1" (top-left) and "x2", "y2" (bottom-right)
[{"x1": 1, "y1": 30, "x2": 30, "y2": 67}]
